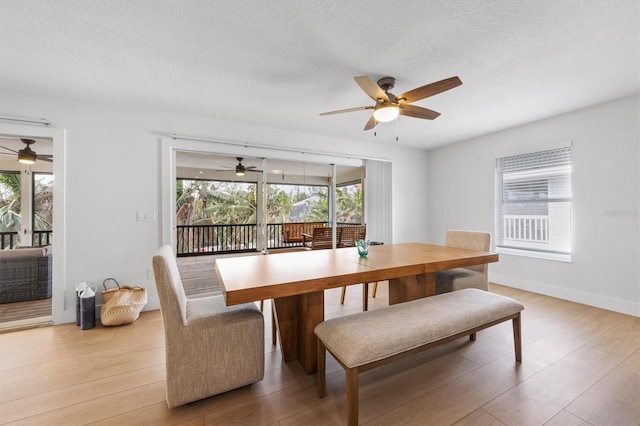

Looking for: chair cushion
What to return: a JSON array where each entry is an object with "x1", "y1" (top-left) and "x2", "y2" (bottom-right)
[
  {"x1": 436, "y1": 268, "x2": 488, "y2": 292},
  {"x1": 186, "y1": 295, "x2": 262, "y2": 327}
]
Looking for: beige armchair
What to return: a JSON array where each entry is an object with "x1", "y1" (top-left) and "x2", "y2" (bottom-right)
[
  {"x1": 436, "y1": 230, "x2": 492, "y2": 294},
  {"x1": 152, "y1": 245, "x2": 264, "y2": 408}
]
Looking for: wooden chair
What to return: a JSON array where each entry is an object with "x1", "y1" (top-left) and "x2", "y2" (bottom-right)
[
  {"x1": 337, "y1": 225, "x2": 366, "y2": 247},
  {"x1": 435, "y1": 230, "x2": 492, "y2": 294},
  {"x1": 337, "y1": 225, "x2": 377, "y2": 310},
  {"x1": 152, "y1": 245, "x2": 264, "y2": 408},
  {"x1": 306, "y1": 226, "x2": 340, "y2": 250}
]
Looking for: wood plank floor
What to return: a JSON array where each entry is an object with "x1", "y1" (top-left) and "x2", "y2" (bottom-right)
[
  {"x1": 0, "y1": 255, "x2": 218, "y2": 330},
  {"x1": 0, "y1": 298, "x2": 51, "y2": 324},
  {"x1": 0, "y1": 280, "x2": 638, "y2": 425}
]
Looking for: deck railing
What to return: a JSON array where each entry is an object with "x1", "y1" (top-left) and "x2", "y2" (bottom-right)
[
  {"x1": 503, "y1": 215, "x2": 549, "y2": 243},
  {"x1": 176, "y1": 222, "x2": 361, "y2": 256},
  {"x1": 177, "y1": 224, "x2": 259, "y2": 256},
  {"x1": 0, "y1": 230, "x2": 53, "y2": 249}
]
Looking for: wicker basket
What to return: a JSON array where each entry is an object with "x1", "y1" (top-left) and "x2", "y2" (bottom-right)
[{"x1": 100, "y1": 278, "x2": 147, "y2": 326}]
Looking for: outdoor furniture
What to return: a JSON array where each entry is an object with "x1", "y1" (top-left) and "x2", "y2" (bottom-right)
[
  {"x1": 305, "y1": 226, "x2": 340, "y2": 250},
  {"x1": 0, "y1": 246, "x2": 52, "y2": 304},
  {"x1": 436, "y1": 230, "x2": 492, "y2": 294},
  {"x1": 337, "y1": 225, "x2": 366, "y2": 247},
  {"x1": 315, "y1": 288, "x2": 524, "y2": 426},
  {"x1": 152, "y1": 245, "x2": 264, "y2": 408},
  {"x1": 281, "y1": 222, "x2": 326, "y2": 244}
]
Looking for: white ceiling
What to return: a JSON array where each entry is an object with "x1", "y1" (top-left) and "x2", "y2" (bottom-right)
[{"x1": 1, "y1": 0, "x2": 638, "y2": 149}]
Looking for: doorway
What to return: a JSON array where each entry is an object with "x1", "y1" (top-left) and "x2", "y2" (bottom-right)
[{"x1": 0, "y1": 123, "x2": 65, "y2": 331}]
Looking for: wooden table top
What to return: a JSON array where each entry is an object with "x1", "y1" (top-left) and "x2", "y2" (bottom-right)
[{"x1": 216, "y1": 242, "x2": 498, "y2": 305}]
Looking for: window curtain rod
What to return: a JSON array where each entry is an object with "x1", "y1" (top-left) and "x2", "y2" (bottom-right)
[
  {"x1": 168, "y1": 133, "x2": 390, "y2": 163},
  {"x1": 0, "y1": 115, "x2": 54, "y2": 126}
]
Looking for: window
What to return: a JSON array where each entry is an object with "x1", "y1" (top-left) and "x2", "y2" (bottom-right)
[
  {"x1": 0, "y1": 171, "x2": 20, "y2": 248},
  {"x1": 495, "y1": 146, "x2": 572, "y2": 262},
  {"x1": 268, "y1": 183, "x2": 329, "y2": 223},
  {"x1": 336, "y1": 181, "x2": 363, "y2": 224},
  {"x1": 33, "y1": 173, "x2": 54, "y2": 246}
]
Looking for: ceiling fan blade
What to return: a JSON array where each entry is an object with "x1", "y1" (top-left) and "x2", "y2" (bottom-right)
[
  {"x1": 397, "y1": 76, "x2": 462, "y2": 104},
  {"x1": 354, "y1": 76, "x2": 389, "y2": 102},
  {"x1": 363, "y1": 115, "x2": 377, "y2": 131},
  {"x1": 0, "y1": 145, "x2": 19, "y2": 154},
  {"x1": 37, "y1": 155, "x2": 54, "y2": 162},
  {"x1": 399, "y1": 104, "x2": 441, "y2": 120},
  {"x1": 320, "y1": 106, "x2": 372, "y2": 116}
]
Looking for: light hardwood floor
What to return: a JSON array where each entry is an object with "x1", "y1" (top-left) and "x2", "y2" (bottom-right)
[{"x1": 0, "y1": 282, "x2": 638, "y2": 425}]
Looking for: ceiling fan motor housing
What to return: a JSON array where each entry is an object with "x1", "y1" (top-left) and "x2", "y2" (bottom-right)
[{"x1": 377, "y1": 76, "x2": 396, "y2": 92}]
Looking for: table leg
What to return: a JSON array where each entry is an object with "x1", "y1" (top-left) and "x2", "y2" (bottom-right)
[
  {"x1": 362, "y1": 283, "x2": 369, "y2": 311},
  {"x1": 272, "y1": 290, "x2": 324, "y2": 374},
  {"x1": 388, "y1": 272, "x2": 436, "y2": 305}
]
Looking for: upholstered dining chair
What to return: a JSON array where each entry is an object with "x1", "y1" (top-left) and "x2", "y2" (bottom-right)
[
  {"x1": 152, "y1": 245, "x2": 264, "y2": 408},
  {"x1": 435, "y1": 230, "x2": 492, "y2": 294}
]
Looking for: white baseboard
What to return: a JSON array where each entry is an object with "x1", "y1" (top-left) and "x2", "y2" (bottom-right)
[
  {"x1": 59, "y1": 297, "x2": 161, "y2": 325},
  {"x1": 490, "y1": 273, "x2": 640, "y2": 317}
]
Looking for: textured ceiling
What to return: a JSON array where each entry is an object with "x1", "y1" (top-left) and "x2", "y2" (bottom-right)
[{"x1": 1, "y1": 0, "x2": 638, "y2": 149}]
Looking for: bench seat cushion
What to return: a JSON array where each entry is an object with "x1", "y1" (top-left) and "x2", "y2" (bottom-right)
[{"x1": 314, "y1": 288, "x2": 523, "y2": 368}]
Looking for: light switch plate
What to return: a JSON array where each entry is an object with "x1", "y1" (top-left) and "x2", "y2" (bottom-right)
[{"x1": 136, "y1": 210, "x2": 156, "y2": 221}]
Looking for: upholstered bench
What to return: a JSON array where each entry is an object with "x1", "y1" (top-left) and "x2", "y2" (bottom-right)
[{"x1": 314, "y1": 288, "x2": 524, "y2": 426}]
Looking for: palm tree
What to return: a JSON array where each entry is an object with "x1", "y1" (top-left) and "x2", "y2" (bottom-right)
[
  {"x1": 33, "y1": 174, "x2": 53, "y2": 231},
  {"x1": 336, "y1": 184, "x2": 362, "y2": 223},
  {"x1": 267, "y1": 185, "x2": 294, "y2": 223},
  {"x1": 0, "y1": 172, "x2": 21, "y2": 233}
]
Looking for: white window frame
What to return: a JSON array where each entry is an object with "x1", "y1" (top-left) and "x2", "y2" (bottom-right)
[{"x1": 495, "y1": 146, "x2": 572, "y2": 262}]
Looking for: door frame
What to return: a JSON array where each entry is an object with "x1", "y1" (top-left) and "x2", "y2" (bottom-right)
[{"x1": 0, "y1": 122, "x2": 66, "y2": 324}]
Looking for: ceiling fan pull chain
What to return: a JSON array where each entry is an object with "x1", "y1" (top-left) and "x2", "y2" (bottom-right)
[{"x1": 396, "y1": 117, "x2": 399, "y2": 142}]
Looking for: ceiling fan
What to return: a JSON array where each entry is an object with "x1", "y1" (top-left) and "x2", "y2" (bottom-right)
[
  {"x1": 220, "y1": 157, "x2": 263, "y2": 176},
  {"x1": 320, "y1": 75, "x2": 462, "y2": 130},
  {"x1": 0, "y1": 139, "x2": 53, "y2": 164}
]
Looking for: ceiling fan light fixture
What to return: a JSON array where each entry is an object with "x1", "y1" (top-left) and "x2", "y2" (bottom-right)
[
  {"x1": 373, "y1": 104, "x2": 400, "y2": 122},
  {"x1": 235, "y1": 164, "x2": 245, "y2": 176},
  {"x1": 18, "y1": 146, "x2": 37, "y2": 164}
]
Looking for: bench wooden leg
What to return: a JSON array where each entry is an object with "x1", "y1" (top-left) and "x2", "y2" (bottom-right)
[
  {"x1": 340, "y1": 286, "x2": 346, "y2": 304},
  {"x1": 317, "y1": 340, "x2": 326, "y2": 398},
  {"x1": 513, "y1": 313, "x2": 522, "y2": 362},
  {"x1": 469, "y1": 332, "x2": 477, "y2": 341},
  {"x1": 346, "y1": 368, "x2": 359, "y2": 426}
]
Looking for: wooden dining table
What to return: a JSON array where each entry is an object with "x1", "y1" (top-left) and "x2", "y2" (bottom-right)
[{"x1": 215, "y1": 242, "x2": 498, "y2": 374}]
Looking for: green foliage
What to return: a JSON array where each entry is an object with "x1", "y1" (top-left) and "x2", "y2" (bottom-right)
[
  {"x1": 33, "y1": 174, "x2": 53, "y2": 231},
  {"x1": 0, "y1": 172, "x2": 21, "y2": 232},
  {"x1": 176, "y1": 179, "x2": 361, "y2": 225},
  {"x1": 0, "y1": 172, "x2": 53, "y2": 235},
  {"x1": 177, "y1": 179, "x2": 257, "y2": 225},
  {"x1": 336, "y1": 183, "x2": 362, "y2": 223}
]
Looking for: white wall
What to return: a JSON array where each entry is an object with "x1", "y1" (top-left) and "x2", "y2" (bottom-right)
[
  {"x1": 427, "y1": 95, "x2": 640, "y2": 316},
  {"x1": 0, "y1": 90, "x2": 430, "y2": 323}
]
